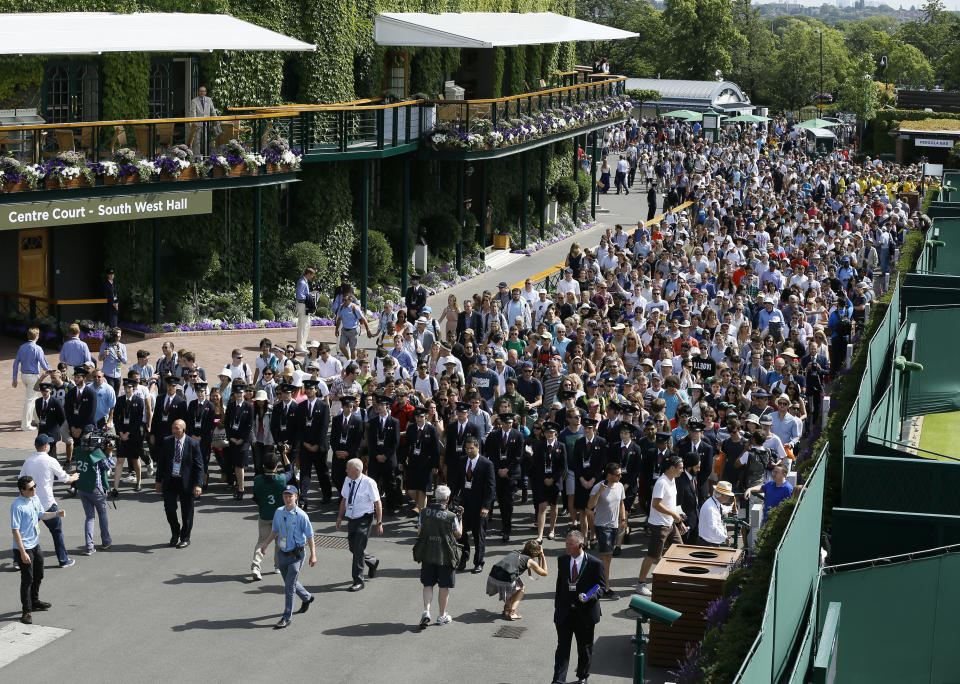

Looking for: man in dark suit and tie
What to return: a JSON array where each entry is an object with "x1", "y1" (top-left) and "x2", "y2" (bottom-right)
[
  {"x1": 455, "y1": 300, "x2": 483, "y2": 343},
  {"x1": 404, "y1": 273, "x2": 427, "y2": 321},
  {"x1": 150, "y1": 375, "x2": 187, "y2": 469},
  {"x1": 104, "y1": 268, "x2": 119, "y2": 328},
  {"x1": 296, "y1": 379, "x2": 330, "y2": 510},
  {"x1": 155, "y1": 419, "x2": 203, "y2": 549},
  {"x1": 553, "y1": 529, "x2": 604, "y2": 684},
  {"x1": 329, "y1": 395, "x2": 365, "y2": 494},
  {"x1": 367, "y1": 395, "x2": 401, "y2": 512},
  {"x1": 185, "y1": 382, "x2": 216, "y2": 488},
  {"x1": 483, "y1": 412, "x2": 524, "y2": 543},
  {"x1": 449, "y1": 434, "x2": 495, "y2": 574},
  {"x1": 674, "y1": 421, "x2": 715, "y2": 501},
  {"x1": 65, "y1": 366, "x2": 97, "y2": 447},
  {"x1": 444, "y1": 402, "x2": 481, "y2": 483},
  {"x1": 35, "y1": 382, "x2": 65, "y2": 460}
]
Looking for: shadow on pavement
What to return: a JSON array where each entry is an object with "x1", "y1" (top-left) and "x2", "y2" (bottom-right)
[
  {"x1": 171, "y1": 615, "x2": 278, "y2": 631},
  {"x1": 93, "y1": 542, "x2": 170, "y2": 554},
  {"x1": 322, "y1": 621, "x2": 421, "y2": 636},
  {"x1": 164, "y1": 570, "x2": 252, "y2": 585}
]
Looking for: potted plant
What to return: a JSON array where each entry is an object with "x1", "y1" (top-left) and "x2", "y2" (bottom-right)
[
  {"x1": 156, "y1": 144, "x2": 196, "y2": 181},
  {"x1": 221, "y1": 139, "x2": 250, "y2": 175},
  {"x1": 44, "y1": 151, "x2": 94, "y2": 188},
  {"x1": 0, "y1": 155, "x2": 44, "y2": 192},
  {"x1": 206, "y1": 153, "x2": 232, "y2": 178},
  {"x1": 99, "y1": 147, "x2": 142, "y2": 185},
  {"x1": 493, "y1": 230, "x2": 511, "y2": 250},
  {"x1": 262, "y1": 137, "x2": 302, "y2": 172}
]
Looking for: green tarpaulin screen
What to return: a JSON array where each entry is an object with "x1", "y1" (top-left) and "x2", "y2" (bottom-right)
[{"x1": 904, "y1": 306, "x2": 960, "y2": 415}]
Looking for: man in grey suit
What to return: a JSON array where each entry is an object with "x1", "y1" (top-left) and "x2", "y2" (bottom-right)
[{"x1": 189, "y1": 86, "x2": 221, "y2": 153}]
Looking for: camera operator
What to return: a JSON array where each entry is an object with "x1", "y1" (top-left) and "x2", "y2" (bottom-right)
[
  {"x1": 251, "y1": 444, "x2": 293, "y2": 581},
  {"x1": 74, "y1": 425, "x2": 115, "y2": 554},
  {"x1": 412, "y1": 484, "x2": 462, "y2": 627}
]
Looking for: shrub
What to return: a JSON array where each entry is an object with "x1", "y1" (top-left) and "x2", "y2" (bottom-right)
[
  {"x1": 555, "y1": 176, "x2": 578, "y2": 206},
  {"x1": 421, "y1": 212, "x2": 462, "y2": 252},
  {"x1": 259, "y1": 307, "x2": 275, "y2": 321},
  {"x1": 366, "y1": 230, "x2": 395, "y2": 285},
  {"x1": 283, "y1": 241, "x2": 326, "y2": 283},
  {"x1": 576, "y1": 173, "x2": 592, "y2": 204}
]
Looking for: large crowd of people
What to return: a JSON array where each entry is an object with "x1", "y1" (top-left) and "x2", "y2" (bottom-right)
[{"x1": 10, "y1": 113, "x2": 930, "y2": 680}]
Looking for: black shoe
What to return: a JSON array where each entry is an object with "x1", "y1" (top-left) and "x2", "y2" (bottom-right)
[
  {"x1": 603, "y1": 589, "x2": 619, "y2": 600},
  {"x1": 274, "y1": 618, "x2": 290, "y2": 629},
  {"x1": 176, "y1": 539, "x2": 190, "y2": 549},
  {"x1": 21, "y1": 612, "x2": 31, "y2": 625},
  {"x1": 366, "y1": 558, "x2": 379, "y2": 578},
  {"x1": 613, "y1": 546, "x2": 622, "y2": 557},
  {"x1": 296, "y1": 596, "x2": 315, "y2": 614},
  {"x1": 501, "y1": 535, "x2": 510, "y2": 544},
  {"x1": 134, "y1": 483, "x2": 142, "y2": 493},
  {"x1": 33, "y1": 600, "x2": 51, "y2": 611},
  {"x1": 348, "y1": 583, "x2": 364, "y2": 592},
  {"x1": 300, "y1": 499, "x2": 309, "y2": 511},
  {"x1": 471, "y1": 563, "x2": 484, "y2": 574},
  {"x1": 169, "y1": 535, "x2": 179, "y2": 547},
  {"x1": 456, "y1": 560, "x2": 468, "y2": 572}
]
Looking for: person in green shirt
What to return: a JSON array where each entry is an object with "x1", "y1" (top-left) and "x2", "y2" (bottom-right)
[
  {"x1": 251, "y1": 446, "x2": 293, "y2": 581},
  {"x1": 74, "y1": 428, "x2": 116, "y2": 555},
  {"x1": 505, "y1": 327, "x2": 527, "y2": 357}
]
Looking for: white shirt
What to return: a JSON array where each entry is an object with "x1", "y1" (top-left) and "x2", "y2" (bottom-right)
[
  {"x1": 698, "y1": 495, "x2": 730, "y2": 544},
  {"x1": 569, "y1": 551, "x2": 585, "y2": 580},
  {"x1": 315, "y1": 356, "x2": 343, "y2": 382},
  {"x1": 19, "y1": 452, "x2": 70, "y2": 510},
  {"x1": 556, "y1": 278, "x2": 580, "y2": 296},
  {"x1": 341, "y1": 473, "x2": 381, "y2": 518},
  {"x1": 648, "y1": 475, "x2": 678, "y2": 527}
]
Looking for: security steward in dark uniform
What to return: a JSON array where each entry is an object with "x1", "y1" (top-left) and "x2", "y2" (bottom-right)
[
  {"x1": 270, "y1": 382, "x2": 299, "y2": 463},
  {"x1": 573, "y1": 417, "x2": 607, "y2": 536},
  {"x1": 674, "y1": 420, "x2": 715, "y2": 501},
  {"x1": 404, "y1": 273, "x2": 427, "y2": 320},
  {"x1": 66, "y1": 366, "x2": 97, "y2": 447},
  {"x1": 330, "y1": 395, "x2": 365, "y2": 495},
  {"x1": 443, "y1": 402, "x2": 481, "y2": 484},
  {"x1": 185, "y1": 382, "x2": 216, "y2": 489},
  {"x1": 113, "y1": 378, "x2": 145, "y2": 494},
  {"x1": 597, "y1": 402, "x2": 622, "y2": 445},
  {"x1": 403, "y1": 406, "x2": 442, "y2": 512},
  {"x1": 35, "y1": 382, "x2": 65, "y2": 460},
  {"x1": 449, "y1": 434, "x2": 495, "y2": 574},
  {"x1": 224, "y1": 382, "x2": 254, "y2": 500},
  {"x1": 296, "y1": 379, "x2": 331, "y2": 510},
  {"x1": 367, "y1": 395, "x2": 401, "y2": 513},
  {"x1": 151, "y1": 375, "x2": 187, "y2": 470},
  {"x1": 104, "y1": 267, "x2": 119, "y2": 328},
  {"x1": 484, "y1": 412, "x2": 524, "y2": 543}
]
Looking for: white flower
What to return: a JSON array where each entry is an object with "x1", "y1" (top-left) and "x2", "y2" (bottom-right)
[{"x1": 99, "y1": 161, "x2": 119, "y2": 177}]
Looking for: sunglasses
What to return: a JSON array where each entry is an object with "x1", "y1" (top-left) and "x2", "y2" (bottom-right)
[{"x1": 22, "y1": 485, "x2": 36, "y2": 491}]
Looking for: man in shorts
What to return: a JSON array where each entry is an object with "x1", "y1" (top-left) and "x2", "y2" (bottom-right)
[
  {"x1": 636, "y1": 455, "x2": 686, "y2": 596},
  {"x1": 334, "y1": 293, "x2": 372, "y2": 361},
  {"x1": 413, "y1": 484, "x2": 462, "y2": 627},
  {"x1": 587, "y1": 461, "x2": 627, "y2": 599}
]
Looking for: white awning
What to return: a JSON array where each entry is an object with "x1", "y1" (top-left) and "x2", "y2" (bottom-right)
[
  {"x1": 0, "y1": 13, "x2": 316, "y2": 55},
  {"x1": 375, "y1": 12, "x2": 638, "y2": 48}
]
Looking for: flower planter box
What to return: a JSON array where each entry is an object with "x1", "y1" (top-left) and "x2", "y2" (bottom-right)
[
  {"x1": 211, "y1": 166, "x2": 230, "y2": 178},
  {"x1": 52, "y1": 176, "x2": 92, "y2": 189},
  {"x1": 1, "y1": 181, "x2": 29, "y2": 192},
  {"x1": 84, "y1": 338, "x2": 102, "y2": 353},
  {"x1": 265, "y1": 163, "x2": 292, "y2": 174},
  {"x1": 159, "y1": 167, "x2": 197, "y2": 182},
  {"x1": 104, "y1": 173, "x2": 142, "y2": 185},
  {"x1": 493, "y1": 234, "x2": 511, "y2": 250},
  {"x1": 229, "y1": 163, "x2": 247, "y2": 176}
]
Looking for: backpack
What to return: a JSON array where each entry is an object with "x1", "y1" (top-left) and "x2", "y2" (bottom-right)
[
  {"x1": 304, "y1": 292, "x2": 317, "y2": 314},
  {"x1": 833, "y1": 311, "x2": 852, "y2": 337}
]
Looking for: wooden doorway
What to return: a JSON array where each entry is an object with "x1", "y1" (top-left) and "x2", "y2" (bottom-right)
[{"x1": 18, "y1": 228, "x2": 50, "y2": 316}]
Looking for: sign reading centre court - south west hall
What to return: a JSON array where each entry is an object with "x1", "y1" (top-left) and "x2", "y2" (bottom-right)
[{"x1": 1, "y1": 190, "x2": 213, "y2": 231}]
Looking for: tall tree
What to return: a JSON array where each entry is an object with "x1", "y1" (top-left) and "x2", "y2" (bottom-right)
[
  {"x1": 886, "y1": 42, "x2": 934, "y2": 87},
  {"x1": 661, "y1": 0, "x2": 744, "y2": 81},
  {"x1": 728, "y1": 0, "x2": 776, "y2": 103}
]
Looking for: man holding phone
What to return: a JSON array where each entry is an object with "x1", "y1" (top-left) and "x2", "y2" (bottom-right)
[{"x1": 587, "y1": 462, "x2": 627, "y2": 600}]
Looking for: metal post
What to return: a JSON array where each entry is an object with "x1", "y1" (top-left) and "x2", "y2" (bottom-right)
[
  {"x1": 521, "y1": 153, "x2": 529, "y2": 249},
  {"x1": 360, "y1": 160, "x2": 370, "y2": 312},
  {"x1": 480, "y1": 160, "x2": 488, "y2": 251},
  {"x1": 401, "y1": 157, "x2": 410, "y2": 292},
  {"x1": 573, "y1": 134, "x2": 580, "y2": 219},
  {"x1": 253, "y1": 187, "x2": 262, "y2": 319},
  {"x1": 456, "y1": 160, "x2": 464, "y2": 275},
  {"x1": 632, "y1": 617, "x2": 648, "y2": 684},
  {"x1": 591, "y1": 135, "x2": 599, "y2": 219},
  {"x1": 539, "y1": 146, "x2": 547, "y2": 236},
  {"x1": 152, "y1": 219, "x2": 160, "y2": 323}
]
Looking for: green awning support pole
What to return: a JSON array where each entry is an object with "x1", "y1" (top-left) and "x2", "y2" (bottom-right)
[
  {"x1": 456, "y1": 160, "x2": 464, "y2": 275},
  {"x1": 591, "y1": 135, "x2": 599, "y2": 219},
  {"x1": 253, "y1": 186, "x2": 261, "y2": 320},
  {"x1": 540, "y1": 146, "x2": 547, "y2": 236},
  {"x1": 152, "y1": 218, "x2": 160, "y2": 324},
  {"x1": 401, "y1": 157, "x2": 410, "y2": 291},
  {"x1": 521, "y1": 153, "x2": 529, "y2": 249},
  {"x1": 360, "y1": 159, "x2": 370, "y2": 312},
  {"x1": 480, "y1": 160, "x2": 488, "y2": 251},
  {"x1": 572, "y1": 134, "x2": 580, "y2": 219}
]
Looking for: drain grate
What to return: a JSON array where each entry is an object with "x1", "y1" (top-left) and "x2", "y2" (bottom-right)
[
  {"x1": 493, "y1": 625, "x2": 526, "y2": 639},
  {"x1": 313, "y1": 535, "x2": 351, "y2": 550}
]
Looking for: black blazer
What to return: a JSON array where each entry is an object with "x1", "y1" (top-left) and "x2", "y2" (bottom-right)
[
  {"x1": 675, "y1": 437, "x2": 715, "y2": 500},
  {"x1": 404, "y1": 421, "x2": 442, "y2": 471},
  {"x1": 155, "y1": 435, "x2": 204, "y2": 491},
  {"x1": 598, "y1": 417, "x2": 624, "y2": 445},
  {"x1": 151, "y1": 393, "x2": 187, "y2": 438},
  {"x1": 65, "y1": 384, "x2": 97, "y2": 430},
  {"x1": 456, "y1": 310, "x2": 483, "y2": 340},
  {"x1": 607, "y1": 439, "x2": 641, "y2": 469},
  {"x1": 331, "y1": 411, "x2": 365, "y2": 455},
  {"x1": 270, "y1": 399, "x2": 300, "y2": 446},
  {"x1": 554, "y1": 552, "x2": 604, "y2": 625},
  {"x1": 444, "y1": 419, "x2": 481, "y2": 472},
  {"x1": 530, "y1": 440, "x2": 567, "y2": 482},
  {"x1": 450, "y1": 454, "x2": 496, "y2": 511},
  {"x1": 573, "y1": 436, "x2": 608, "y2": 484},
  {"x1": 367, "y1": 414, "x2": 401, "y2": 465},
  {"x1": 675, "y1": 470, "x2": 700, "y2": 535},
  {"x1": 35, "y1": 396, "x2": 65, "y2": 440},
  {"x1": 404, "y1": 285, "x2": 427, "y2": 314},
  {"x1": 224, "y1": 400, "x2": 255, "y2": 446},
  {"x1": 185, "y1": 399, "x2": 216, "y2": 442},
  {"x1": 483, "y1": 427, "x2": 524, "y2": 480},
  {"x1": 296, "y1": 398, "x2": 330, "y2": 452},
  {"x1": 114, "y1": 393, "x2": 145, "y2": 438},
  {"x1": 104, "y1": 278, "x2": 119, "y2": 305}
]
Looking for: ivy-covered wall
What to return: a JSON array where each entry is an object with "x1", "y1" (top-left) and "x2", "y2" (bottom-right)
[{"x1": 4, "y1": 0, "x2": 579, "y2": 323}]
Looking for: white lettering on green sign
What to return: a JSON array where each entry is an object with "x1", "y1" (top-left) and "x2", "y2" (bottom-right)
[{"x1": 1, "y1": 191, "x2": 213, "y2": 231}]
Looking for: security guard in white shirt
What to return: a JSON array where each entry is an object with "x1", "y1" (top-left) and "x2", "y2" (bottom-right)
[{"x1": 336, "y1": 458, "x2": 383, "y2": 591}]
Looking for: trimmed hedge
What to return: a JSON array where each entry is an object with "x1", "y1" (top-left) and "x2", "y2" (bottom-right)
[{"x1": 866, "y1": 109, "x2": 960, "y2": 155}]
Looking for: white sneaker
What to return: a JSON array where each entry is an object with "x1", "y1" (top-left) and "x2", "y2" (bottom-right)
[
  {"x1": 147, "y1": 464, "x2": 156, "y2": 476},
  {"x1": 419, "y1": 610, "x2": 431, "y2": 627},
  {"x1": 122, "y1": 474, "x2": 137, "y2": 483},
  {"x1": 436, "y1": 614, "x2": 452, "y2": 626},
  {"x1": 252, "y1": 567, "x2": 262, "y2": 581},
  {"x1": 637, "y1": 583, "x2": 652, "y2": 597}
]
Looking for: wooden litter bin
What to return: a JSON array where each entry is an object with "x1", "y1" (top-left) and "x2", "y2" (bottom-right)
[
  {"x1": 664, "y1": 544, "x2": 742, "y2": 567},
  {"x1": 648, "y1": 556, "x2": 735, "y2": 668}
]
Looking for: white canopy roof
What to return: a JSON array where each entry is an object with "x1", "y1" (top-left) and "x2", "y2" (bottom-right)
[
  {"x1": 375, "y1": 12, "x2": 638, "y2": 48},
  {"x1": 0, "y1": 13, "x2": 315, "y2": 55}
]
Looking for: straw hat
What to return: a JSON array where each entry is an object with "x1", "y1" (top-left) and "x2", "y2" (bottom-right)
[{"x1": 714, "y1": 481, "x2": 735, "y2": 497}]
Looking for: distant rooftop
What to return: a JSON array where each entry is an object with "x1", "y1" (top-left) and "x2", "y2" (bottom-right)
[{"x1": 625, "y1": 78, "x2": 752, "y2": 112}]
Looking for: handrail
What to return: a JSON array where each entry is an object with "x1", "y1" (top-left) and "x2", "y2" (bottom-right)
[
  {"x1": 423, "y1": 76, "x2": 627, "y2": 106},
  {"x1": 230, "y1": 99, "x2": 421, "y2": 113},
  {"x1": 0, "y1": 291, "x2": 106, "y2": 306},
  {"x1": 0, "y1": 111, "x2": 298, "y2": 133}
]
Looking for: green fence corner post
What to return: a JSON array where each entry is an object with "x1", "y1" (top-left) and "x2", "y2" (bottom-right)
[
  {"x1": 539, "y1": 145, "x2": 547, "y2": 237},
  {"x1": 591, "y1": 135, "x2": 599, "y2": 220},
  {"x1": 456, "y1": 160, "x2": 464, "y2": 275},
  {"x1": 573, "y1": 133, "x2": 580, "y2": 219},
  {"x1": 521, "y1": 152, "x2": 529, "y2": 250},
  {"x1": 253, "y1": 186, "x2": 262, "y2": 320},
  {"x1": 360, "y1": 159, "x2": 370, "y2": 312},
  {"x1": 152, "y1": 218, "x2": 160, "y2": 324},
  {"x1": 401, "y1": 156, "x2": 410, "y2": 293},
  {"x1": 480, "y1": 160, "x2": 488, "y2": 251}
]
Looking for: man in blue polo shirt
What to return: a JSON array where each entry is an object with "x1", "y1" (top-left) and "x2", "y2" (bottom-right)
[
  {"x1": 335, "y1": 292, "x2": 372, "y2": 361},
  {"x1": 260, "y1": 485, "x2": 317, "y2": 629},
  {"x1": 12, "y1": 327, "x2": 50, "y2": 431},
  {"x1": 11, "y1": 471, "x2": 66, "y2": 624},
  {"x1": 745, "y1": 463, "x2": 794, "y2": 523}
]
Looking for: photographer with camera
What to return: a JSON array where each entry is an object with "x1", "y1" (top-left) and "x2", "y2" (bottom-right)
[
  {"x1": 74, "y1": 425, "x2": 115, "y2": 555},
  {"x1": 412, "y1": 484, "x2": 462, "y2": 627},
  {"x1": 97, "y1": 328, "x2": 127, "y2": 395}
]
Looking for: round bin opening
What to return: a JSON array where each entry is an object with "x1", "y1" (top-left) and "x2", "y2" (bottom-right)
[
  {"x1": 679, "y1": 566, "x2": 710, "y2": 574},
  {"x1": 689, "y1": 551, "x2": 719, "y2": 559}
]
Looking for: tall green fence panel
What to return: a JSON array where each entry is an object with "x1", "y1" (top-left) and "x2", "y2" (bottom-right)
[
  {"x1": 818, "y1": 552, "x2": 960, "y2": 683},
  {"x1": 733, "y1": 574, "x2": 777, "y2": 683},
  {"x1": 786, "y1": 588, "x2": 818, "y2": 684},
  {"x1": 842, "y1": 456, "x2": 960, "y2": 514},
  {"x1": 831, "y1": 508, "x2": 960, "y2": 564},
  {"x1": 923, "y1": 217, "x2": 960, "y2": 274},
  {"x1": 903, "y1": 306, "x2": 960, "y2": 415}
]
